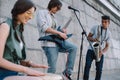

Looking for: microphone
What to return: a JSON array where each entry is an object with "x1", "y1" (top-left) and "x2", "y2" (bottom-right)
[{"x1": 68, "y1": 6, "x2": 79, "y2": 12}]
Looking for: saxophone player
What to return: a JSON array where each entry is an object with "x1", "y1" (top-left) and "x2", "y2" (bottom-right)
[{"x1": 83, "y1": 15, "x2": 111, "y2": 80}]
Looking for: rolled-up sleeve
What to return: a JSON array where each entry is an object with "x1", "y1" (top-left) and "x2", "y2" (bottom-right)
[
  {"x1": 90, "y1": 25, "x2": 97, "y2": 34},
  {"x1": 37, "y1": 10, "x2": 49, "y2": 32}
]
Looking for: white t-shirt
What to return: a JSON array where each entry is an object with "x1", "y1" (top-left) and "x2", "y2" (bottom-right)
[{"x1": 88, "y1": 25, "x2": 110, "y2": 50}]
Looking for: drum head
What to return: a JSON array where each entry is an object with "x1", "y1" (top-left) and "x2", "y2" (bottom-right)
[
  {"x1": 40, "y1": 73, "x2": 63, "y2": 80},
  {"x1": 4, "y1": 76, "x2": 42, "y2": 80},
  {"x1": 4, "y1": 73, "x2": 63, "y2": 80}
]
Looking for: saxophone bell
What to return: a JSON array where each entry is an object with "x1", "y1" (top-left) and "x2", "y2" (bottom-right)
[{"x1": 92, "y1": 42, "x2": 101, "y2": 62}]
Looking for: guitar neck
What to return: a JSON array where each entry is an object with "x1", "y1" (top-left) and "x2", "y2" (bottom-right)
[{"x1": 62, "y1": 17, "x2": 72, "y2": 29}]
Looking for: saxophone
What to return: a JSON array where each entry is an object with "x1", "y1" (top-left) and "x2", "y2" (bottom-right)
[
  {"x1": 92, "y1": 41, "x2": 101, "y2": 62},
  {"x1": 92, "y1": 25, "x2": 101, "y2": 62}
]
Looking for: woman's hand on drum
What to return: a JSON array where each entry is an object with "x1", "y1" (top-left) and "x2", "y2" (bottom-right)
[
  {"x1": 37, "y1": 65, "x2": 49, "y2": 68},
  {"x1": 20, "y1": 60, "x2": 48, "y2": 68},
  {"x1": 28, "y1": 61, "x2": 49, "y2": 68},
  {"x1": 23, "y1": 67, "x2": 46, "y2": 76}
]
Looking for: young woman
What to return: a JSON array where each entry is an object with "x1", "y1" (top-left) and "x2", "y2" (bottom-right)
[{"x1": 0, "y1": 0, "x2": 47, "y2": 79}]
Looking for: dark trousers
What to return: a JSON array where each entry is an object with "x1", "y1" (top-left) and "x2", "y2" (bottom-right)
[
  {"x1": 83, "y1": 49, "x2": 104, "y2": 80},
  {"x1": 0, "y1": 68, "x2": 18, "y2": 80}
]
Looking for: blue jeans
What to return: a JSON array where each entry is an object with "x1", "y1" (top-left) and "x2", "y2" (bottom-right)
[
  {"x1": 83, "y1": 49, "x2": 104, "y2": 80},
  {"x1": 0, "y1": 68, "x2": 18, "y2": 80},
  {"x1": 42, "y1": 41, "x2": 77, "y2": 75}
]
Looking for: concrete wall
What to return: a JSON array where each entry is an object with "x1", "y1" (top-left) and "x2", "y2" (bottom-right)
[{"x1": 0, "y1": 0, "x2": 120, "y2": 78}]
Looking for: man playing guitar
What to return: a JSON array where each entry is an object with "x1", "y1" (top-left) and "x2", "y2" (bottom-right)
[{"x1": 37, "y1": 0, "x2": 77, "y2": 80}]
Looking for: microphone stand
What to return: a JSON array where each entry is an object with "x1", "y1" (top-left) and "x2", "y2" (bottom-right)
[
  {"x1": 77, "y1": 31, "x2": 85, "y2": 80},
  {"x1": 73, "y1": 11, "x2": 93, "y2": 80}
]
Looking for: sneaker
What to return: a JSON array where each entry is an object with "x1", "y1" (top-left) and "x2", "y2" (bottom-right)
[{"x1": 62, "y1": 72, "x2": 72, "y2": 80}]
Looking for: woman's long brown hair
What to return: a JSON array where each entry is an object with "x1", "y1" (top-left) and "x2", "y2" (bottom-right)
[{"x1": 11, "y1": 0, "x2": 36, "y2": 43}]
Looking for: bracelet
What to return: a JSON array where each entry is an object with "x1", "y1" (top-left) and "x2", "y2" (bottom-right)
[{"x1": 26, "y1": 61, "x2": 32, "y2": 67}]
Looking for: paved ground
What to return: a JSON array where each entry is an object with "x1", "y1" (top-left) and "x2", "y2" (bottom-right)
[{"x1": 71, "y1": 70, "x2": 120, "y2": 80}]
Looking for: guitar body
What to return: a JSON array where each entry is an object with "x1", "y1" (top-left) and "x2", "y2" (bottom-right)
[
  {"x1": 57, "y1": 26, "x2": 73, "y2": 38},
  {"x1": 38, "y1": 17, "x2": 73, "y2": 48}
]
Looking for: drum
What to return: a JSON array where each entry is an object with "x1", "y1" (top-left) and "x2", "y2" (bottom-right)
[
  {"x1": 4, "y1": 76, "x2": 42, "y2": 80},
  {"x1": 4, "y1": 73, "x2": 63, "y2": 80},
  {"x1": 41, "y1": 73, "x2": 63, "y2": 80}
]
